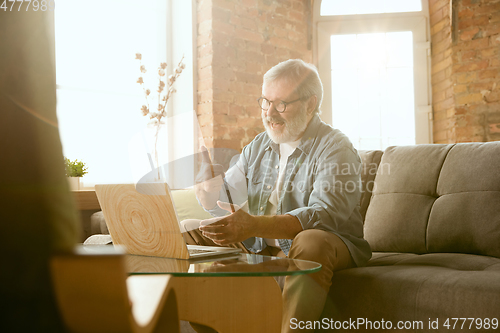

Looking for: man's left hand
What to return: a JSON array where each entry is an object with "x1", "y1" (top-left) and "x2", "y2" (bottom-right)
[{"x1": 199, "y1": 201, "x2": 255, "y2": 245}]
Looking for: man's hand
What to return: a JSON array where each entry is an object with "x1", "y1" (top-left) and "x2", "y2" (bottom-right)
[
  {"x1": 199, "y1": 201, "x2": 255, "y2": 246},
  {"x1": 194, "y1": 146, "x2": 224, "y2": 209}
]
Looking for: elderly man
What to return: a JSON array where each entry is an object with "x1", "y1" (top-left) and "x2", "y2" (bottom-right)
[{"x1": 185, "y1": 59, "x2": 371, "y2": 332}]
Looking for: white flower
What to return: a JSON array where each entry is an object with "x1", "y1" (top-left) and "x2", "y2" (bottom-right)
[
  {"x1": 145, "y1": 89, "x2": 151, "y2": 96},
  {"x1": 137, "y1": 77, "x2": 144, "y2": 84},
  {"x1": 140, "y1": 65, "x2": 147, "y2": 73},
  {"x1": 160, "y1": 62, "x2": 167, "y2": 69},
  {"x1": 135, "y1": 53, "x2": 142, "y2": 60},
  {"x1": 141, "y1": 105, "x2": 149, "y2": 116},
  {"x1": 158, "y1": 69, "x2": 165, "y2": 76}
]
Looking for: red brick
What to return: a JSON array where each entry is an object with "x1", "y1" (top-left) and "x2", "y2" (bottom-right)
[
  {"x1": 198, "y1": 7, "x2": 212, "y2": 22},
  {"x1": 211, "y1": 101, "x2": 230, "y2": 114},
  {"x1": 458, "y1": 37, "x2": 490, "y2": 50},
  {"x1": 491, "y1": 10, "x2": 500, "y2": 23},
  {"x1": 261, "y1": 43, "x2": 275, "y2": 55},
  {"x1": 453, "y1": 59, "x2": 489, "y2": 72},
  {"x1": 198, "y1": 78, "x2": 212, "y2": 92},
  {"x1": 484, "y1": 23, "x2": 500, "y2": 37},
  {"x1": 461, "y1": 50, "x2": 477, "y2": 61},
  {"x1": 288, "y1": 10, "x2": 304, "y2": 22},
  {"x1": 432, "y1": 29, "x2": 451, "y2": 44},
  {"x1": 475, "y1": 2, "x2": 500, "y2": 15},
  {"x1": 234, "y1": 27, "x2": 264, "y2": 43},
  {"x1": 456, "y1": 93, "x2": 484, "y2": 105},
  {"x1": 460, "y1": 27, "x2": 481, "y2": 41},
  {"x1": 432, "y1": 57, "x2": 453, "y2": 74},
  {"x1": 430, "y1": 0, "x2": 449, "y2": 14},
  {"x1": 273, "y1": 26, "x2": 288, "y2": 38},
  {"x1": 432, "y1": 78, "x2": 453, "y2": 94},
  {"x1": 485, "y1": 90, "x2": 500, "y2": 102},
  {"x1": 213, "y1": 6, "x2": 230, "y2": 22},
  {"x1": 458, "y1": 8, "x2": 474, "y2": 19},
  {"x1": 235, "y1": 92, "x2": 260, "y2": 106},
  {"x1": 212, "y1": 0, "x2": 235, "y2": 11},
  {"x1": 197, "y1": 34, "x2": 211, "y2": 47},
  {"x1": 431, "y1": 17, "x2": 450, "y2": 36},
  {"x1": 430, "y1": 7, "x2": 446, "y2": 26},
  {"x1": 432, "y1": 38, "x2": 452, "y2": 55},
  {"x1": 213, "y1": 20, "x2": 235, "y2": 35},
  {"x1": 198, "y1": 65, "x2": 213, "y2": 80},
  {"x1": 469, "y1": 82, "x2": 494, "y2": 92},
  {"x1": 478, "y1": 69, "x2": 499, "y2": 79},
  {"x1": 434, "y1": 96, "x2": 454, "y2": 111},
  {"x1": 490, "y1": 123, "x2": 500, "y2": 133},
  {"x1": 431, "y1": 69, "x2": 447, "y2": 84},
  {"x1": 228, "y1": 37, "x2": 245, "y2": 49},
  {"x1": 456, "y1": 72, "x2": 477, "y2": 83},
  {"x1": 241, "y1": 0, "x2": 257, "y2": 8},
  {"x1": 198, "y1": 20, "x2": 212, "y2": 35},
  {"x1": 490, "y1": 33, "x2": 500, "y2": 45},
  {"x1": 491, "y1": 58, "x2": 500, "y2": 68},
  {"x1": 269, "y1": 36, "x2": 295, "y2": 49},
  {"x1": 433, "y1": 129, "x2": 448, "y2": 142},
  {"x1": 480, "y1": 47, "x2": 499, "y2": 58}
]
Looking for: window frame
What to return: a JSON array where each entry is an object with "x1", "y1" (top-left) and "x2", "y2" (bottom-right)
[{"x1": 313, "y1": 0, "x2": 433, "y2": 146}]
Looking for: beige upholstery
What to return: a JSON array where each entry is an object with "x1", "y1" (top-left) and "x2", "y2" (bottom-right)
[
  {"x1": 325, "y1": 142, "x2": 500, "y2": 326},
  {"x1": 357, "y1": 150, "x2": 383, "y2": 222},
  {"x1": 364, "y1": 143, "x2": 500, "y2": 258}
]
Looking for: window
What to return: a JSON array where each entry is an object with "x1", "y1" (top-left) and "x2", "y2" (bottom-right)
[
  {"x1": 314, "y1": 0, "x2": 432, "y2": 150},
  {"x1": 320, "y1": 0, "x2": 422, "y2": 16},
  {"x1": 55, "y1": 0, "x2": 195, "y2": 188}
]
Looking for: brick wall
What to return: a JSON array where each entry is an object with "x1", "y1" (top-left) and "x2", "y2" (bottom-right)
[
  {"x1": 196, "y1": 0, "x2": 313, "y2": 151},
  {"x1": 430, "y1": 0, "x2": 456, "y2": 143},
  {"x1": 430, "y1": 0, "x2": 500, "y2": 143}
]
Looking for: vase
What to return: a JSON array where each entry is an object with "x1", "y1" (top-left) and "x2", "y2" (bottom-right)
[{"x1": 68, "y1": 177, "x2": 81, "y2": 191}]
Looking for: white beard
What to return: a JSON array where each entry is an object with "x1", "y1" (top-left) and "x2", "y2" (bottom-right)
[{"x1": 262, "y1": 107, "x2": 308, "y2": 144}]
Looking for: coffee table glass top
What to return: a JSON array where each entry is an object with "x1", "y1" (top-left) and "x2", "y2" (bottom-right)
[{"x1": 126, "y1": 253, "x2": 322, "y2": 277}]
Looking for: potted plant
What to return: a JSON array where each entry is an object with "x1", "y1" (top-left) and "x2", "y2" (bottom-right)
[{"x1": 65, "y1": 158, "x2": 88, "y2": 190}]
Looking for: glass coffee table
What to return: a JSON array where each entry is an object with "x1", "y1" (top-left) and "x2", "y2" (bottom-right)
[{"x1": 126, "y1": 253, "x2": 321, "y2": 333}]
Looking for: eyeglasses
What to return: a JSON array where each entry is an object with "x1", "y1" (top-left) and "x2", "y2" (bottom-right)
[{"x1": 257, "y1": 97, "x2": 303, "y2": 113}]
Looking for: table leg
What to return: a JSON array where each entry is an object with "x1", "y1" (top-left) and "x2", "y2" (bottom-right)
[{"x1": 171, "y1": 276, "x2": 282, "y2": 333}]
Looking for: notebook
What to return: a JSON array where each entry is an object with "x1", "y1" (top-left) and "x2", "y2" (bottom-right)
[{"x1": 94, "y1": 183, "x2": 241, "y2": 259}]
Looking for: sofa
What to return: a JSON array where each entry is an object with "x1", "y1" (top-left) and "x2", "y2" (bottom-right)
[
  {"x1": 323, "y1": 142, "x2": 500, "y2": 331},
  {"x1": 91, "y1": 142, "x2": 500, "y2": 331}
]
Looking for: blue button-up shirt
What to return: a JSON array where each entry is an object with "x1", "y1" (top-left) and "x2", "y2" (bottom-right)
[{"x1": 207, "y1": 115, "x2": 372, "y2": 267}]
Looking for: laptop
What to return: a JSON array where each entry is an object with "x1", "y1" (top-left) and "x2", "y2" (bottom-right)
[{"x1": 94, "y1": 183, "x2": 241, "y2": 259}]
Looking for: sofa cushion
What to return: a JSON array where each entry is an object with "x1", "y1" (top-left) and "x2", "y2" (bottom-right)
[
  {"x1": 428, "y1": 142, "x2": 500, "y2": 258},
  {"x1": 327, "y1": 263, "x2": 500, "y2": 324},
  {"x1": 364, "y1": 142, "x2": 500, "y2": 258},
  {"x1": 368, "y1": 252, "x2": 500, "y2": 271},
  {"x1": 357, "y1": 150, "x2": 383, "y2": 222}
]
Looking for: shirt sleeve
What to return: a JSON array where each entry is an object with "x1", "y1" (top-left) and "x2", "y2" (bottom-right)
[{"x1": 285, "y1": 147, "x2": 362, "y2": 232}]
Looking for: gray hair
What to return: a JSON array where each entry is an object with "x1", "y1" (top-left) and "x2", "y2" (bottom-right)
[{"x1": 263, "y1": 59, "x2": 323, "y2": 115}]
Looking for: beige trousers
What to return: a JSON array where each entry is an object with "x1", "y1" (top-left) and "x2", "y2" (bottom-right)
[{"x1": 183, "y1": 228, "x2": 353, "y2": 333}]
